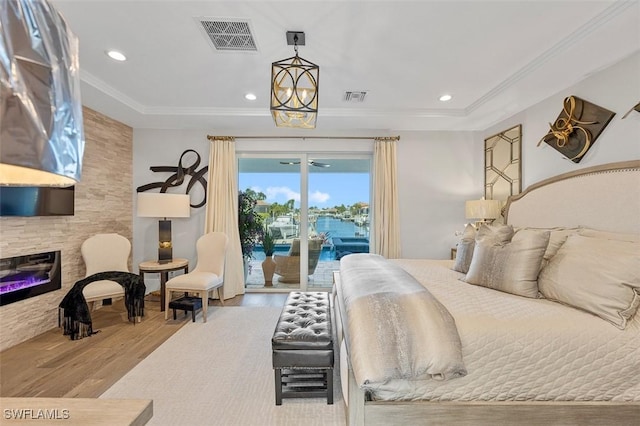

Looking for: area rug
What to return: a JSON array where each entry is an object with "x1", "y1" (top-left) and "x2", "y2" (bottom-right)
[{"x1": 100, "y1": 306, "x2": 345, "y2": 426}]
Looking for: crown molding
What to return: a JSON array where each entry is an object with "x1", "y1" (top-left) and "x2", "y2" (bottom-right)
[
  {"x1": 79, "y1": 0, "x2": 636, "y2": 124},
  {"x1": 465, "y1": 0, "x2": 637, "y2": 114},
  {"x1": 80, "y1": 70, "x2": 146, "y2": 113}
]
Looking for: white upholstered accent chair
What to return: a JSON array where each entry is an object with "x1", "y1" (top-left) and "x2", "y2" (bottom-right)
[
  {"x1": 164, "y1": 232, "x2": 228, "y2": 322},
  {"x1": 81, "y1": 233, "x2": 130, "y2": 310}
]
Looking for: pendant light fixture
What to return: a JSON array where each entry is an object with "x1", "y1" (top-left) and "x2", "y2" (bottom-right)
[
  {"x1": 0, "y1": 0, "x2": 85, "y2": 186},
  {"x1": 270, "y1": 31, "x2": 319, "y2": 129}
]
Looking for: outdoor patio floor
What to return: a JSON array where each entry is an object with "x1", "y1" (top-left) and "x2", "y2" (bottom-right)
[{"x1": 245, "y1": 258, "x2": 340, "y2": 290}]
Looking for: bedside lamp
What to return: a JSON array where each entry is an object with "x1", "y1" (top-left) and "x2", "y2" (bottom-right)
[
  {"x1": 137, "y1": 193, "x2": 190, "y2": 263},
  {"x1": 465, "y1": 198, "x2": 502, "y2": 228}
]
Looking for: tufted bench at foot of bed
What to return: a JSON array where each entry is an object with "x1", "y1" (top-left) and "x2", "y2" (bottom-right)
[{"x1": 271, "y1": 291, "x2": 334, "y2": 405}]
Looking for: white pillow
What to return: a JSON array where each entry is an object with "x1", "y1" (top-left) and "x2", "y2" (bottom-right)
[
  {"x1": 538, "y1": 234, "x2": 640, "y2": 329},
  {"x1": 463, "y1": 228, "x2": 549, "y2": 298},
  {"x1": 518, "y1": 227, "x2": 580, "y2": 268}
]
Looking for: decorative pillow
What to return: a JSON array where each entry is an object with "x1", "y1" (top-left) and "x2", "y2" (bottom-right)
[
  {"x1": 463, "y1": 229, "x2": 550, "y2": 298},
  {"x1": 543, "y1": 228, "x2": 580, "y2": 262},
  {"x1": 476, "y1": 223, "x2": 515, "y2": 244},
  {"x1": 452, "y1": 224, "x2": 476, "y2": 273},
  {"x1": 453, "y1": 224, "x2": 513, "y2": 274},
  {"x1": 538, "y1": 234, "x2": 640, "y2": 329},
  {"x1": 517, "y1": 227, "x2": 580, "y2": 261}
]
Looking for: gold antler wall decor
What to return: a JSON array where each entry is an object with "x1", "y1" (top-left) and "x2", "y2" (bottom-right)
[{"x1": 537, "y1": 95, "x2": 615, "y2": 163}]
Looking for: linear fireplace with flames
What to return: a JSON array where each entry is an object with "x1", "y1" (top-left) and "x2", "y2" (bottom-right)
[{"x1": 0, "y1": 251, "x2": 62, "y2": 306}]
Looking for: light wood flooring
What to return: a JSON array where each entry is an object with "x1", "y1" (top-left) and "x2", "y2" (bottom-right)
[{"x1": 0, "y1": 293, "x2": 288, "y2": 398}]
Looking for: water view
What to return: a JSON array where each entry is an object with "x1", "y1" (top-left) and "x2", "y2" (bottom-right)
[
  {"x1": 239, "y1": 156, "x2": 371, "y2": 288},
  {"x1": 252, "y1": 215, "x2": 369, "y2": 261}
]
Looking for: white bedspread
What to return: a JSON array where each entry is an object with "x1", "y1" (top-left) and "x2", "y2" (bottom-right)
[{"x1": 368, "y1": 259, "x2": 640, "y2": 402}]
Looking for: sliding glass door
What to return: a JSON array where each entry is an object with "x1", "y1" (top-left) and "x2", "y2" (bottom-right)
[
  {"x1": 238, "y1": 154, "x2": 371, "y2": 291},
  {"x1": 238, "y1": 156, "x2": 301, "y2": 290},
  {"x1": 307, "y1": 157, "x2": 371, "y2": 287}
]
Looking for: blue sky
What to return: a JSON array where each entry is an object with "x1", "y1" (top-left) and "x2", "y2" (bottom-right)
[{"x1": 239, "y1": 173, "x2": 369, "y2": 208}]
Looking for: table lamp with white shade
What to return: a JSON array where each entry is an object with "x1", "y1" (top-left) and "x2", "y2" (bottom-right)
[
  {"x1": 137, "y1": 192, "x2": 190, "y2": 263},
  {"x1": 465, "y1": 198, "x2": 502, "y2": 228}
]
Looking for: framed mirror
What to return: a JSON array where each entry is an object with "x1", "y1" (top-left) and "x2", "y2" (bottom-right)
[{"x1": 484, "y1": 124, "x2": 522, "y2": 201}]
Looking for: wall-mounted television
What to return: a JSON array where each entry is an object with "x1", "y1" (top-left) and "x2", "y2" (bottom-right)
[{"x1": 0, "y1": 186, "x2": 75, "y2": 216}]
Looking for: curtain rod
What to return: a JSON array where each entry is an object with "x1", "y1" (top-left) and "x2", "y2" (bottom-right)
[{"x1": 207, "y1": 135, "x2": 399, "y2": 141}]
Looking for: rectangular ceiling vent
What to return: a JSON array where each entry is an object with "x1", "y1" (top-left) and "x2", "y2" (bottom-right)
[
  {"x1": 198, "y1": 18, "x2": 258, "y2": 52},
  {"x1": 344, "y1": 91, "x2": 367, "y2": 103}
]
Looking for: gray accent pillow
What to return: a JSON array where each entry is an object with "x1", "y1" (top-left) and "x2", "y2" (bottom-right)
[
  {"x1": 452, "y1": 225, "x2": 476, "y2": 273},
  {"x1": 538, "y1": 234, "x2": 640, "y2": 329},
  {"x1": 463, "y1": 228, "x2": 550, "y2": 298}
]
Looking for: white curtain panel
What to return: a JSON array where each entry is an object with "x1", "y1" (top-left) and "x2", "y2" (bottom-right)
[
  {"x1": 373, "y1": 138, "x2": 401, "y2": 258},
  {"x1": 205, "y1": 137, "x2": 245, "y2": 299}
]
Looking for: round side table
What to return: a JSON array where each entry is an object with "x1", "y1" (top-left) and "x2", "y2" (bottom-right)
[{"x1": 139, "y1": 258, "x2": 189, "y2": 311}]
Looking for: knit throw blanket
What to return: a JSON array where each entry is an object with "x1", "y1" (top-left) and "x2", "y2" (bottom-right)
[{"x1": 59, "y1": 271, "x2": 146, "y2": 340}]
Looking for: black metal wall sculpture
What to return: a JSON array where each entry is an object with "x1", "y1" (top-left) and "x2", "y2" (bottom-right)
[{"x1": 136, "y1": 150, "x2": 208, "y2": 208}]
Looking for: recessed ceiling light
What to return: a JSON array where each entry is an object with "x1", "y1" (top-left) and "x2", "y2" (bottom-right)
[
  {"x1": 245, "y1": 93, "x2": 257, "y2": 101},
  {"x1": 439, "y1": 94, "x2": 452, "y2": 102},
  {"x1": 106, "y1": 50, "x2": 127, "y2": 61}
]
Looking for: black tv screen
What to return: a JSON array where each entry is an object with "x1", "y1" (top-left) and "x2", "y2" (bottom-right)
[{"x1": 0, "y1": 186, "x2": 75, "y2": 216}]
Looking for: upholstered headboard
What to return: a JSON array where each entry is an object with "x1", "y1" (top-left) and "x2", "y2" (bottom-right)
[{"x1": 505, "y1": 160, "x2": 640, "y2": 234}]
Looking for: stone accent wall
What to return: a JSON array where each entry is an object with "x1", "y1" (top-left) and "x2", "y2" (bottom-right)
[{"x1": 0, "y1": 107, "x2": 133, "y2": 351}]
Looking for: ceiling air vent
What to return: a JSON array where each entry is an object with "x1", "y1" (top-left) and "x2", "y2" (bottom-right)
[
  {"x1": 197, "y1": 18, "x2": 257, "y2": 52},
  {"x1": 344, "y1": 91, "x2": 367, "y2": 103}
]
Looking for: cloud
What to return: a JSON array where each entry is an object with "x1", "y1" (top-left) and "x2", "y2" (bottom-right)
[
  {"x1": 265, "y1": 186, "x2": 300, "y2": 202},
  {"x1": 310, "y1": 190, "x2": 330, "y2": 204},
  {"x1": 262, "y1": 186, "x2": 329, "y2": 204}
]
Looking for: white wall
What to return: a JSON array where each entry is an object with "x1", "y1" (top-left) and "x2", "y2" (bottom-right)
[
  {"x1": 396, "y1": 131, "x2": 482, "y2": 259},
  {"x1": 133, "y1": 130, "x2": 479, "y2": 278},
  {"x1": 132, "y1": 53, "x2": 639, "y2": 277},
  {"x1": 132, "y1": 131, "x2": 381, "y2": 290},
  {"x1": 133, "y1": 129, "x2": 210, "y2": 290},
  {"x1": 482, "y1": 52, "x2": 640, "y2": 188}
]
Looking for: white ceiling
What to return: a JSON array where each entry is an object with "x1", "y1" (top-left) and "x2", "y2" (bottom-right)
[{"x1": 51, "y1": 0, "x2": 640, "y2": 132}]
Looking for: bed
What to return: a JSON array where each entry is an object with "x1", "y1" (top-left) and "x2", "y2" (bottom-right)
[{"x1": 333, "y1": 160, "x2": 640, "y2": 426}]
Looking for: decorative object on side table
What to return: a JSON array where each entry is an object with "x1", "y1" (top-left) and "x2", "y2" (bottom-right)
[
  {"x1": 261, "y1": 225, "x2": 276, "y2": 286},
  {"x1": 537, "y1": 96, "x2": 615, "y2": 163}
]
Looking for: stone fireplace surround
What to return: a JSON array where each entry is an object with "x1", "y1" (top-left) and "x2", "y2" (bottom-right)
[{"x1": 0, "y1": 107, "x2": 133, "y2": 351}]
